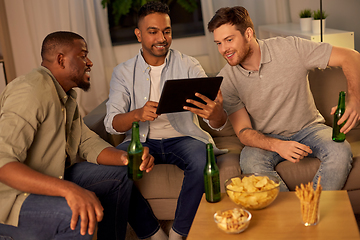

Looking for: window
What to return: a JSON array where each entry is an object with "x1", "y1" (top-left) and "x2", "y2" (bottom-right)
[{"x1": 106, "y1": 0, "x2": 204, "y2": 45}]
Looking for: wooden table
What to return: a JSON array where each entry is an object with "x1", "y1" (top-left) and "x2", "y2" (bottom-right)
[{"x1": 187, "y1": 191, "x2": 360, "y2": 240}]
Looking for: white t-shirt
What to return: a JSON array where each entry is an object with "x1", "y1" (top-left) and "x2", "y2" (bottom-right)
[{"x1": 148, "y1": 63, "x2": 184, "y2": 139}]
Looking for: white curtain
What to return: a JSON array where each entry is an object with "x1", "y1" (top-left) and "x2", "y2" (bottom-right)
[
  {"x1": 4, "y1": 0, "x2": 117, "y2": 116},
  {"x1": 200, "y1": 0, "x2": 291, "y2": 74}
]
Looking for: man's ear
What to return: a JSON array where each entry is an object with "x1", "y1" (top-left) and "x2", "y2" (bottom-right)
[
  {"x1": 246, "y1": 27, "x2": 253, "y2": 40},
  {"x1": 57, "y1": 53, "x2": 65, "y2": 69},
  {"x1": 134, "y1": 28, "x2": 142, "y2": 43}
]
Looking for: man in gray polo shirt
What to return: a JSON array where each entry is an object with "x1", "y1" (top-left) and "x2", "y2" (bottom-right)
[{"x1": 207, "y1": 6, "x2": 360, "y2": 191}]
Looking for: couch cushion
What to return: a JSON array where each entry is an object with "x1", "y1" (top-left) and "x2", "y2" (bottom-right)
[
  {"x1": 275, "y1": 158, "x2": 320, "y2": 191},
  {"x1": 134, "y1": 164, "x2": 183, "y2": 199},
  {"x1": 217, "y1": 152, "x2": 241, "y2": 192},
  {"x1": 343, "y1": 156, "x2": 360, "y2": 190},
  {"x1": 276, "y1": 156, "x2": 359, "y2": 191}
]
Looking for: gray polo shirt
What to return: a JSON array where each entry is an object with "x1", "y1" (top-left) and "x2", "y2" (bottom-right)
[{"x1": 219, "y1": 36, "x2": 332, "y2": 137}]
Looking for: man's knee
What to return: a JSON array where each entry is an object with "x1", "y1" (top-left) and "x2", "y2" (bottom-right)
[
  {"x1": 322, "y1": 140, "x2": 352, "y2": 164},
  {"x1": 240, "y1": 147, "x2": 277, "y2": 173}
]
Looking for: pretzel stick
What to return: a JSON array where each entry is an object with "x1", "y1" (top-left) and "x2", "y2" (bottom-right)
[{"x1": 295, "y1": 177, "x2": 322, "y2": 225}]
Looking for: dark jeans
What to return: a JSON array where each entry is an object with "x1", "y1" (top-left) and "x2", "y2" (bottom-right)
[
  {"x1": 0, "y1": 162, "x2": 159, "y2": 240},
  {"x1": 117, "y1": 136, "x2": 207, "y2": 236}
]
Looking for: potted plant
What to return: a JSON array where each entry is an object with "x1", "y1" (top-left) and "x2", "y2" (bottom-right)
[
  {"x1": 299, "y1": 9, "x2": 312, "y2": 32},
  {"x1": 102, "y1": 0, "x2": 198, "y2": 25},
  {"x1": 312, "y1": 9, "x2": 328, "y2": 34}
]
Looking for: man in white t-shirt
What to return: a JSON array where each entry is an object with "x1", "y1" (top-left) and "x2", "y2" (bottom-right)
[
  {"x1": 207, "y1": 6, "x2": 360, "y2": 192},
  {"x1": 104, "y1": 2, "x2": 227, "y2": 240}
]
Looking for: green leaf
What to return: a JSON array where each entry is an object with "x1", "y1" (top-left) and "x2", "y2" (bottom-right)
[
  {"x1": 313, "y1": 9, "x2": 328, "y2": 20},
  {"x1": 101, "y1": 0, "x2": 110, "y2": 8},
  {"x1": 111, "y1": 0, "x2": 133, "y2": 25},
  {"x1": 102, "y1": 0, "x2": 200, "y2": 25},
  {"x1": 176, "y1": 0, "x2": 198, "y2": 13},
  {"x1": 299, "y1": 9, "x2": 312, "y2": 18}
]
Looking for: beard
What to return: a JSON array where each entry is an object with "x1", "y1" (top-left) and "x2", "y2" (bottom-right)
[
  {"x1": 70, "y1": 67, "x2": 91, "y2": 91},
  {"x1": 226, "y1": 41, "x2": 252, "y2": 66},
  {"x1": 77, "y1": 79, "x2": 90, "y2": 91},
  {"x1": 71, "y1": 74, "x2": 90, "y2": 92}
]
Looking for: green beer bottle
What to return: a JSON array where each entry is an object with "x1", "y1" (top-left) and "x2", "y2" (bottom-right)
[
  {"x1": 332, "y1": 91, "x2": 346, "y2": 142},
  {"x1": 127, "y1": 122, "x2": 143, "y2": 180},
  {"x1": 203, "y1": 143, "x2": 221, "y2": 203}
]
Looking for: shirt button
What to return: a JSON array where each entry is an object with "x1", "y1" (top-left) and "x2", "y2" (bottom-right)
[
  {"x1": 59, "y1": 176, "x2": 63, "y2": 179},
  {"x1": 142, "y1": 134, "x2": 145, "y2": 137},
  {"x1": 144, "y1": 97, "x2": 147, "y2": 100},
  {"x1": 146, "y1": 78, "x2": 149, "y2": 81},
  {"x1": 260, "y1": 75, "x2": 263, "y2": 78},
  {"x1": 24, "y1": 193, "x2": 29, "y2": 196}
]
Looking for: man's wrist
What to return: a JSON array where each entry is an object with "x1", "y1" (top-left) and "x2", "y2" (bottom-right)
[{"x1": 205, "y1": 110, "x2": 228, "y2": 131}]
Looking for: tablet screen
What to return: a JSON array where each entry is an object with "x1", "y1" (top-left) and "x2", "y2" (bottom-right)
[{"x1": 156, "y1": 76, "x2": 223, "y2": 114}]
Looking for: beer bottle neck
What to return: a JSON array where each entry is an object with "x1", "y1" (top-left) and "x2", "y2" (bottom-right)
[
  {"x1": 338, "y1": 91, "x2": 345, "y2": 109},
  {"x1": 131, "y1": 122, "x2": 140, "y2": 142},
  {"x1": 206, "y1": 143, "x2": 216, "y2": 164}
]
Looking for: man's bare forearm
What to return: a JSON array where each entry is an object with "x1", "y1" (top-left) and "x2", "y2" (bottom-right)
[
  {"x1": 97, "y1": 147, "x2": 128, "y2": 166},
  {"x1": 112, "y1": 110, "x2": 139, "y2": 133},
  {"x1": 238, "y1": 127, "x2": 279, "y2": 152},
  {"x1": 0, "y1": 161, "x2": 76, "y2": 197}
]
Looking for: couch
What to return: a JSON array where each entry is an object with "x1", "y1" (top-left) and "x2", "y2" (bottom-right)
[{"x1": 83, "y1": 67, "x2": 360, "y2": 222}]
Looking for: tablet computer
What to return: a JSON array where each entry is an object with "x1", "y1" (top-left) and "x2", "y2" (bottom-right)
[{"x1": 156, "y1": 76, "x2": 223, "y2": 114}]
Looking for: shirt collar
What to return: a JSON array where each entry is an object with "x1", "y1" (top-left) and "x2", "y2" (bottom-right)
[
  {"x1": 137, "y1": 49, "x2": 171, "y2": 73},
  {"x1": 38, "y1": 66, "x2": 77, "y2": 105},
  {"x1": 236, "y1": 39, "x2": 272, "y2": 77},
  {"x1": 258, "y1": 39, "x2": 272, "y2": 65}
]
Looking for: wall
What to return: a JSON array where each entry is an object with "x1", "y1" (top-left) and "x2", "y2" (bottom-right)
[
  {"x1": 2, "y1": 0, "x2": 359, "y2": 80},
  {"x1": 289, "y1": 0, "x2": 360, "y2": 51}
]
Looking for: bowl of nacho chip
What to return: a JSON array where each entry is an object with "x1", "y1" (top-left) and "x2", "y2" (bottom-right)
[
  {"x1": 214, "y1": 207, "x2": 252, "y2": 234},
  {"x1": 225, "y1": 173, "x2": 280, "y2": 210}
]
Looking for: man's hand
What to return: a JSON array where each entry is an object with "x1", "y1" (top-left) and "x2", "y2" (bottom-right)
[
  {"x1": 64, "y1": 183, "x2": 104, "y2": 236},
  {"x1": 330, "y1": 98, "x2": 360, "y2": 134},
  {"x1": 135, "y1": 101, "x2": 159, "y2": 122},
  {"x1": 183, "y1": 90, "x2": 227, "y2": 128},
  {"x1": 97, "y1": 147, "x2": 154, "y2": 171},
  {"x1": 272, "y1": 140, "x2": 313, "y2": 163},
  {"x1": 139, "y1": 147, "x2": 155, "y2": 173},
  {"x1": 0, "y1": 162, "x2": 104, "y2": 236}
]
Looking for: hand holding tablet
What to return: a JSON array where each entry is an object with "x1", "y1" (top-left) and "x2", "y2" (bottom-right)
[{"x1": 156, "y1": 76, "x2": 223, "y2": 114}]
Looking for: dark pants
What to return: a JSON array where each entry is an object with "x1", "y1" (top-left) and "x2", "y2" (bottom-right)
[
  {"x1": 117, "y1": 136, "x2": 207, "y2": 236},
  {"x1": 0, "y1": 162, "x2": 159, "y2": 240}
]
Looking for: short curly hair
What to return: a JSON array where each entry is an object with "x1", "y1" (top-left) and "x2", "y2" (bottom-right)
[
  {"x1": 41, "y1": 31, "x2": 84, "y2": 61},
  {"x1": 137, "y1": 1, "x2": 170, "y2": 27}
]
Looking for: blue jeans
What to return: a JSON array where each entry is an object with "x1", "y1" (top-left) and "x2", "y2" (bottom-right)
[
  {"x1": 117, "y1": 136, "x2": 207, "y2": 236},
  {"x1": 240, "y1": 124, "x2": 353, "y2": 192},
  {"x1": 0, "y1": 162, "x2": 159, "y2": 240}
]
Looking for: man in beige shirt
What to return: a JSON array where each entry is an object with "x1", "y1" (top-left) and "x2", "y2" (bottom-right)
[{"x1": 0, "y1": 31, "x2": 162, "y2": 240}]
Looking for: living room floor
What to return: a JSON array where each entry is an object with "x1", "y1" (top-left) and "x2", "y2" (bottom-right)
[{"x1": 125, "y1": 220, "x2": 175, "y2": 240}]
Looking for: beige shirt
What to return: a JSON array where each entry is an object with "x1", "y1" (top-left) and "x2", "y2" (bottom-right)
[{"x1": 0, "y1": 67, "x2": 111, "y2": 226}]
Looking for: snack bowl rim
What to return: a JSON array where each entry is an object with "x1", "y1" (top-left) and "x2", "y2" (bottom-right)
[
  {"x1": 225, "y1": 172, "x2": 280, "y2": 210},
  {"x1": 225, "y1": 172, "x2": 280, "y2": 194},
  {"x1": 213, "y1": 207, "x2": 252, "y2": 234}
]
